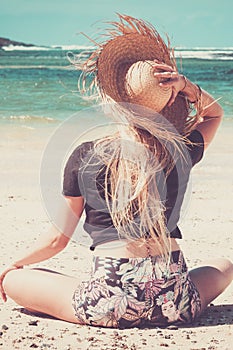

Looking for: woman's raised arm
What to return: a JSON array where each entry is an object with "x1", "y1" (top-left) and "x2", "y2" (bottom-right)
[{"x1": 153, "y1": 62, "x2": 224, "y2": 149}]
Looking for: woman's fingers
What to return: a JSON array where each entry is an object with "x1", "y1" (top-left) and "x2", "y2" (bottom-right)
[
  {"x1": 0, "y1": 266, "x2": 21, "y2": 302},
  {"x1": 152, "y1": 62, "x2": 175, "y2": 72},
  {"x1": 0, "y1": 274, "x2": 7, "y2": 302},
  {"x1": 152, "y1": 63, "x2": 180, "y2": 93},
  {"x1": 152, "y1": 63, "x2": 188, "y2": 106},
  {"x1": 159, "y1": 77, "x2": 179, "y2": 87},
  {"x1": 154, "y1": 71, "x2": 179, "y2": 81},
  {"x1": 0, "y1": 288, "x2": 7, "y2": 302},
  {"x1": 154, "y1": 69, "x2": 185, "y2": 107},
  {"x1": 167, "y1": 88, "x2": 178, "y2": 106}
]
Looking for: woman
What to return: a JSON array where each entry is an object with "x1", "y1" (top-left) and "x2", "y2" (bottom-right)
[{"x1": 1, "y1": 14, "x2": 232, "y2": 328}]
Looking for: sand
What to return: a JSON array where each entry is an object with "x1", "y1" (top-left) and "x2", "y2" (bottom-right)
[{"x1": 0, "y1": 121, "x2": 232, "y2": 350}]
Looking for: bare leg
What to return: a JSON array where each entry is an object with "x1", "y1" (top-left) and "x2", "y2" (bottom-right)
[
  {"x1": 189, "y1": 258, "x2": 233, "y2": 312},
  {"x1": 3, "y1": 268, "x2": 83, "y2": 323}
]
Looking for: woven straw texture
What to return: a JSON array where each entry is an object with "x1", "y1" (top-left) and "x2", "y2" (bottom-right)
[
  {"x1": 125, "y1": 61, "x2": 172, "y2": 113},
  {"x1": 83, "y1": 15, "x2": 198, "y2": 135}
]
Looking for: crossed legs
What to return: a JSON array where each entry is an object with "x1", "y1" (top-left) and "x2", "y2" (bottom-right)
[
  {"x1": 3, "y1": 258, "x2": 233, "y2": 324},
  {"x1": 3, "y1": 268, "x2": 81, "y2": 323}
]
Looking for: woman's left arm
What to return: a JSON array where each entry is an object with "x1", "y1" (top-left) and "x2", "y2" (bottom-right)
[
  {"x1": 8, "y1": 196, "x2": 84, "y2": 267},
  {"x1": 0, "y1": 195, "x2": 84, "y2": 301}
]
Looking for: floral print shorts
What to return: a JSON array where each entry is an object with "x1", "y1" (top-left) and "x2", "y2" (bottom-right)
[{"x1": 72, "y1": 250, "x2": 201, "y2": 328}]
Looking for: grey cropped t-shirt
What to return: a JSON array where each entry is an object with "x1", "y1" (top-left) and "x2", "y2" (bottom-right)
[{"x1": 63, "y1": 130, "x2": 204, "y2": 250}]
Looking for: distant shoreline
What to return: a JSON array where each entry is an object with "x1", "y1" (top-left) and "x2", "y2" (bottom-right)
[
  {"x1": 0, "y1": 37, "x2": 37, "y2": 49},
  {"x1": 1, "y1": 37, "x2": 233, "y2": 51}
]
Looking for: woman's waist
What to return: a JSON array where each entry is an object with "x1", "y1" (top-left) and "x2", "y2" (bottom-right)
[{"x1": 92, "y1": 238, "x2": 180, "y2": 258}]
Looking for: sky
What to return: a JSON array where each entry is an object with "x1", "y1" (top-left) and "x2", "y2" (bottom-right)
[{"x1": 0, "y1": 0, "x2": 232, "y2": 48}]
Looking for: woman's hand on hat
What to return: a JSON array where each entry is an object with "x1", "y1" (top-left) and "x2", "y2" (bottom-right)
[{"x1": 153, "y1": 63, "x2": 186, "y2": 106}]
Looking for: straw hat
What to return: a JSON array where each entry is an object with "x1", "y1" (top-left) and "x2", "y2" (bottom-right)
[{"x1": 82, "y1": 14, "x2": 197, "y2": 135}]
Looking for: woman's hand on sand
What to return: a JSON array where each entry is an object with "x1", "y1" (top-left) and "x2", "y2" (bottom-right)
[
  {"x1": 0, "y1": 265, "x2": 22, "y2": 302},
  {"x1": 153, "y1": 62, "x2": 186, "y2": 106}
]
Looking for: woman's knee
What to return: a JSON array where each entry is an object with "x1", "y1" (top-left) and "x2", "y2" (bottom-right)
[
  {"x1": 190, "y1": 258, "x2": 233, "y2": 309},
  {"x1": 223, "y1": 259, "x2": 233, "y2": 283},
  {"x1": 212, "y1": 258, "x2": 233, "y2": 284},
  {"x1": 193, "y1": 257, "x2": 233, "y2": 282},
  {"x1": 2, "y1": 269, "x2": 22, "y2": 297}
]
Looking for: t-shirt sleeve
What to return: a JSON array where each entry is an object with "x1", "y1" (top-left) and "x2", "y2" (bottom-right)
[
  {"x1": 62, "y1": 144, "x2": 84, "y2": 197},
  {"x1": 187, "y1": 129, "x2": 205, "y2": 166}
]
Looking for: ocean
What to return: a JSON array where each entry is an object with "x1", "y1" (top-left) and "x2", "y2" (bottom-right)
[{"x1": 0, "y1": 45, "x2": 233, "y2": 128}]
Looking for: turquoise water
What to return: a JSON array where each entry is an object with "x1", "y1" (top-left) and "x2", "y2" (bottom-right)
[{"x1": 0, "y1": 47, "x2": 233, "y2": 127}]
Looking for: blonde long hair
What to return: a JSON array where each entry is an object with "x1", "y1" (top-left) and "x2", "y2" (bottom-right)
[
  {"x1": 74, "y1": 14, "x2": 191, "y2": 258},
  {"x1": 92, "y1": 103, "x2": 186, "y2": 258}
]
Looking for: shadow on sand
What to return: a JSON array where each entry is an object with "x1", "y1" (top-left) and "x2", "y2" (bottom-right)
[{"x1": 15, "y1": 304, "x2": 233, "y2": 328}]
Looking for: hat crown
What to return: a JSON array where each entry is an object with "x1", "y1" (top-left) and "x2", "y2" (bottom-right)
[{"x1": 125, "y1": 61, "x2": 172, "y2": 113}]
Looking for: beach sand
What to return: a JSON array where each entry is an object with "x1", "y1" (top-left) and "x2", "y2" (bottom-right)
[{"x1": 0, "y1": 121, "x2": 232, "y2": 350}]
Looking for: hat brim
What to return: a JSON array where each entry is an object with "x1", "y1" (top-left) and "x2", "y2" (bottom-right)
[{"x1": 81, "y1": 14, "x2": 197, "y2": 135}]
